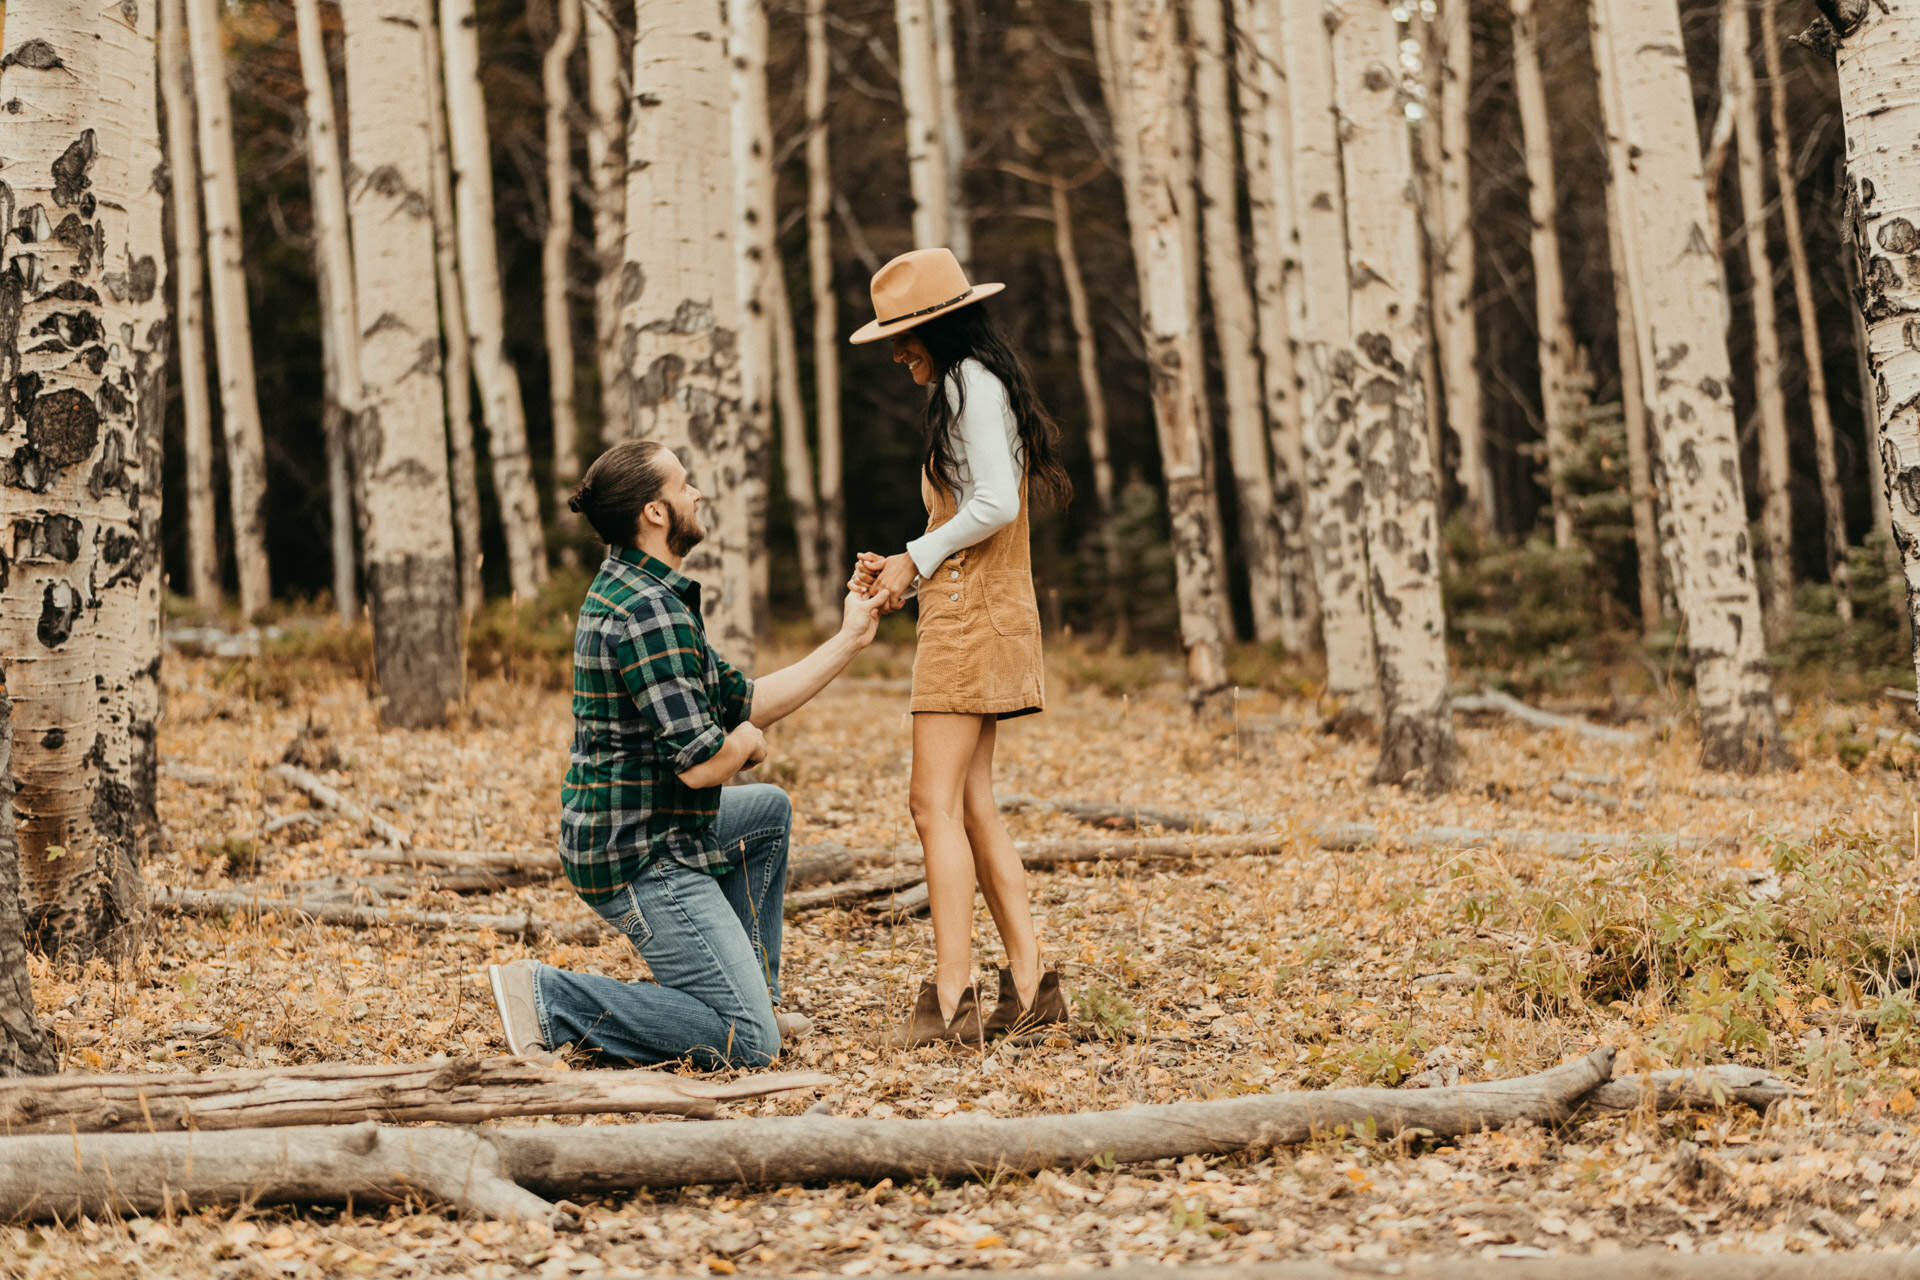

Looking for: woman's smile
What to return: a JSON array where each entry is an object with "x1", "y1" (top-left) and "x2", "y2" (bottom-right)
[{"x1": 891, "y1": 335, "x2": 934, "y2": 386}]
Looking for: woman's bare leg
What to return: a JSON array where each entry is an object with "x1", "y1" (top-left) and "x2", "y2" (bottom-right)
[
  {"x1": 961, "y1": 718, "x2": 1041, "y2": 1006},
  {"x1": 909, "y1": 712, "x2": 987, "y2": 1021}
]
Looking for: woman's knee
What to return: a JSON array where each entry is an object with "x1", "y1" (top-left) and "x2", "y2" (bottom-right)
[{"x1": 908, "y1": 785, "x2": 960, "y2": 834}]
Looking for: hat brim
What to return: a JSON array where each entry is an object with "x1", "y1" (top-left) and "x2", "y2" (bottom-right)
[{"x1": 848, "y1": 281, "x2": 1005, "y2": 345}]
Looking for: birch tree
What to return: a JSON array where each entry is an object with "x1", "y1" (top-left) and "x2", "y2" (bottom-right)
[
  {"x1": 1432, "y1": 0, "x2": 1488, "y2": 524},
  {"x1": 420, "y1": 11, "x2": 483, "y2": 614},
  {"x1": 1, "y1": 0, "x2": 161, "y2": 959},
  {"x1": 184, "y1": 0, "x2": 272, "y2": 617},
  {"x1": 441, "y1": 0, "x2": 551, "y2": 598},
  {"x1": 584, "y1": 0, "x2": 628, "y2": 443},
  {"x1": 1762, "y1": 0, "x2": 1849, "y2": 623},
  {"x1": 805, "y1": 0, "x2": 847, "y2": 631},
  {"x1": 1193, "y1": 0, "x2": 1287, "y2": 643},
  {"x1": 619, "y1": 0, "x2": 755, "y2": 668},
  {"x1": 342, "y1": 0, "x2": 467, "y2": 729},
  {"x1": 1830, "y1": 0, "x2": 1920, "y2": 685},
  {"x1": 1723, "y1": 0, "x2": 1793, "y2": 639},
  {"x1": 295, "y1": 0, "x2": 363, "y2": 622},
  {"x1": 1, "y1": 678, "x2": 56, "y2": 1075},
  {"x1": 1124, "y1": 0, "x2": 1228, "y2": 703},
  {"x1": 1332, "y1": 0, "x2": 1458, "y2": 788},
  {"x1": 158, "y1": 0, "x2": 219, "y2": 608},
  {"x1": 895, "y1": 0, "x2": 950, "y2": 247},
  {"x1": 1593, "y1": 0, "x2": 1789, "y2": 771},
  {"x1": 1510, "y1": 0, "x2": 1578, "y2": 548},
  {"x1": 928, "y1": 0, "x2": 970, "y2": 262},
  {"x1": 1234, "y1": 0, "x2": 1318, "y2": 653},
  {"x1": 1279, "y1": 0, "x2": 1378, "y2": 713},
  {"x1": 544, "y1": 0, "x2": 582, "y2": 518}
]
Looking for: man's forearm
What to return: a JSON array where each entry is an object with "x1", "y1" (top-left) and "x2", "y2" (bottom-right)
[
  {"x1": 749, "y1": 632, "x2": 863, "y2": 726},
  {"x1": 677, "y1": 731, "x2": 753, "y2": 789}
]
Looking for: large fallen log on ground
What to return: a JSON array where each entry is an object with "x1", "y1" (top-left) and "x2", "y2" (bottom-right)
[
  {"x1": 0, "y1": 1047, "x2": 1795, "y2": 1223},
  {"x1": 353, "y1": 844, "x2": 858, "y2": 890},
  {"x1": 783, "y1": 867, "x2": 926, "y2": 913},
  {"x1": 153, "y1": 886, "x2": 611, "y2": 946},
  {"x1": 0, "y1": 1058, "x2": 834, "y2": 1134},
  {"x1": 890, "y1": 1258, "x2": 1919, "y2": 1280}
]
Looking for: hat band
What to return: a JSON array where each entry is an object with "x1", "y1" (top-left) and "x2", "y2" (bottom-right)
[{"x1": 877, "y1": 287, "x2": 973, "y2": 327}]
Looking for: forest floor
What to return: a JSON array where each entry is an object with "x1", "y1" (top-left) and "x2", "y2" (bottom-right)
[{"x1": 11, "y1": 623, "x2": 1920, "y2": 1277}]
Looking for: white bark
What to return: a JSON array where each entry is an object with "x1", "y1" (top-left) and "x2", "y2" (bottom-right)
[
  {"x1": 184, "y1": 0, "x2": 272, "y2": 617},
  {"x1": 1278, "y1": 0, "x2": 1378, "y2": 707},
  {"x1": 1833, "y1": 0, "x2": 1920, "y2": 686},
  {"x1": 1433, "y1": 0, "x2": 1488, "y2": 524},
  {"x1": 544, "y1": 0, "x2": 582, "y2": 515},
  {"x1": 1, "y1": 0, "x2": 160, "y2": 960},
  {"x1": 1125, "y1": 0, "x2": 1228, "y2": 702},
  {"x1": 805, "y1": 0, "x2": 847, "y2": 631},
  {"x1": 1332, "y1": 0, "x2": 1459, "y2": 789},
  {"x1": 440, "y1": 0, "x2": 551, "y2": 598},
  {"x1": 727, "y1": 0, "x2": 774, "y2": 638},
  {"x1": 895, "y1": 0, "x2": 950, "y2": 247},
  {"x1": 341, "y1": 0, "x2": 466, "y2": 729},
  {"x1": 1593, "y1": 0, "x2": 1789, "y2": 771},
  {"x1": 621, "y1": 0, "x2": 755, "y2": 668},
  {"x1": 1236, "y1": 0, "x2": 1318, "y2": 653},
  {"x1": 0, "y1": 682, "x2": 57, "y2": 1075},
  {"x1": 1763, "y1": 0, "x2": 1849, "y2": 623},
  {"x1": 1193, "y1": 0, "x2": 1286, "y2": 644},
  {"x1": 928, "y1": 0, "x2": 970, "y2": 262},
  {"x1": 1725, "y1": 0, "x2": 1794, "y2": 639},
  {"x1": 158, "y1": 0, "x2": 219, "y2": 609},
  {"x1": 295, "y1": 0, "x2": 363, "y2": 623},
  {"x1": 584, "y1": 0, "x2": 629, "y2": 447},
  {"x1": 420, "y1": 10, "x2": 484, "y2": 614},
  {"x1": 1510, "y1": 0, "x2": 1578, "y2": 549}
]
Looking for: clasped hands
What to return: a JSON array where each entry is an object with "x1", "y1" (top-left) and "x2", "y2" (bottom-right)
[{"x1": 847, "y1": 551, "x2": 916, "y2": 614}]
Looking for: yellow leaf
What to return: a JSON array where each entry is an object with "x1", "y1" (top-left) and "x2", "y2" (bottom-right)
[
  {"x1": 1891, "y1": 1089, "x2": 1915, "y2": 1116},
  {"x1": 80, "y1": 1048, "x2": 103, "y2": 1070},
  {"x1": 704, "y1": 1258, "x2": 736, "y2": 1275},
  {"x1": 43, "y1": 845, "x2": 64, "y2": 862},
  {"x1": 973, "y1": 1236, "x2": 1004, "y2": 1250}
]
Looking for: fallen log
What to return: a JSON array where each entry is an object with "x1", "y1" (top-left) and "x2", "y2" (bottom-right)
[
  {"x1": 274, "y1": 764, "x2": 410, "y2": 848},
  {"x1": 1451, "y1": 688, "x2": 1645, "y2": 747},
  {"x1": 783, "y1": 867, "x2": 925, "y2": 914},
  {"x1": 846, "y1": 1257, "x2": 1919, "y2": 1280},
  {"x1": 153, "y1": 886, "x2": 610, "y2": 946},
  {"x1": 1580, "y1": 1065, "x2": 1799, "y2": 1115},
  {"x1": 1308, "y1": 823, "x2": 1736, "y2": 857},
  {"x1": 353, "y1": 844, "x2": 858, "y2": 890},
  {"x1": 0, "y1": 1058, "x2": 834, "y2": 1134},
  {"x1": 997, "y1": 793, "x2": 1252, "y2": 833}
]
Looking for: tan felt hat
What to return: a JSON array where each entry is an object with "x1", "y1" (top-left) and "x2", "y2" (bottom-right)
[{"x1": 848, "y1": 247, "x2": 1004, "y2": 344}]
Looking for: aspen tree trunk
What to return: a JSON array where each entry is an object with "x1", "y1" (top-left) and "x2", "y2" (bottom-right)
[
  {"x1": 421, "y1": 12, "x2": 484, "y2": 614},
  {"x1": 928, "y1": 0, "x2": 969, "y2": 263},
  {"x1": 184, "y1": 0, "x2": 272, "y2": 618},
  {"x1": 620, "y1": 0, "x2": 755, "y2": 668},
  {"x1": 295, "y1": 0, "x2": 363, "y2": 624},
  {"x1": 1433, "y1": 0, "x2": 1489, "y2": 525},
  {"x1": 1725, "y1": 0, "x2": 1794, "y2": 640},
  {"x1": 1, "y1": 679, "x2": 57, "y2": 1076},
  {"x1": 1332, "y1": 0, "x2": 1459, "y2": 789},
  {"x1": 1593, "y1": 0, "x2": 1789, "y2": 771},
  {"x1": 1510, "y1": 0, "x2": 1578, "y2": 549},
  {"x1": 772, "y1": 275, "x2": 833, "y2": 631},
  {"x1": 544, "y1": 0, "x2": 581, "y2": 518},
  {"x1": 1762, "y1": 0, "x2": 1849, "y2": 623},
  {"x1": 805, "y1": 0, "x2": 847, "y2": 631},
  {"x1": 1, "y1": 1, "x2": 158, "y2": 960},
  {"x1": 1235, "y1": 0, "x2": 1319, "y2": 654},
  {"x1": 1587, "y1": 0, "x2": 1661, "y2": 633},
  {"x1": 441, "y1": 0, "x2": 550, "y2": 598},
  {"x1": 1416, "y1": 33, "x2": 1447, "y2": 491},
  {"x1": 1839, "y1": 222, "x2": 1897, "y2": 573},
  {"x1": 341, "y1": 0, "x2": 467, "y2": 729},
  {"x1": 1125, "y1": 0, "x2": 1228, "y2": 703},
  {"x1": 895, "y1": 0, "x2": 950, "y2": 247},
  {"x1": 159, "y1": 0, "x2": 219, "y2": 609},
  {"x1": 1831, "y1": 0, "x2": 1920, "y2": 686},
  {"x1": 1278, "y1": 0, "x2": 1378, "y2": 710},
  {"x1": 584, "y1": 0, "x2": 628, "y2": 448},
  {"x1": 1193, "y1": 0, "x2": 1287, "y2": 643},
  {"x1": 1091, "y1": 0, "x2": 1137, "y2": 648}
]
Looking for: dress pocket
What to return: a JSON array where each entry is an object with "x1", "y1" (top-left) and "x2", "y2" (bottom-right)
[{"x1": 984, "y1": 570, "x2": 1040, "y2": 636}]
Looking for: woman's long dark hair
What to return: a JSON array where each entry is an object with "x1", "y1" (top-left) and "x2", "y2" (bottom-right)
[{"x1": 911, "y1": 301, "x2": 1072, "y2": 510}]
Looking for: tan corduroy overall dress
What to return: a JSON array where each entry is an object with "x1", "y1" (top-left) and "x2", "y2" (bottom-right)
[{"x1": 909, "y1": 468, "x2": 1046, "y2": 719}]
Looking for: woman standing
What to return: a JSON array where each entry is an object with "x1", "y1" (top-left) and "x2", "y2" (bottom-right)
[{"x1": 849, "y1": 248, "x2": 1073, "y2": 1047}]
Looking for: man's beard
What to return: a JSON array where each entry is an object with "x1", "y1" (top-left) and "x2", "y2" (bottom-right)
[{"x1": 666, "y1": 501, "x2": 705, "y2": 558}]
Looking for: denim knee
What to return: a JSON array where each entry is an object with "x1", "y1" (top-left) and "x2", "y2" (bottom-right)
[{"x1": 724, "y1": 1005, "x2": 782, "y2": 1068}]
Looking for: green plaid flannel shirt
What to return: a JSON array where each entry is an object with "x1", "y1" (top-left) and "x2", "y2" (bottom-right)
[{"x1": 559, "y1": 548, "x2": 755, "y2": 903}]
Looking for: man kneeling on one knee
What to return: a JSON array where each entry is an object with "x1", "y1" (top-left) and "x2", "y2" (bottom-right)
[{"x1": 489, "y1": 439, "x2": 883, "y2": 1069}]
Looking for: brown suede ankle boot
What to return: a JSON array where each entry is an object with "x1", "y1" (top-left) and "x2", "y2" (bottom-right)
[
  {"x1": 982, "y1": 967, "x2": 1069, "y2": 1043},
  {"x1": 887, "y1": 980, "x2": 983, "y2": 1048}
]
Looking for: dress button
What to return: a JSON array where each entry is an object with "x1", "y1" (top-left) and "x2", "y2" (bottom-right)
[{"x1": 948, "y1": 592, "x2": 960, "y2": 602}]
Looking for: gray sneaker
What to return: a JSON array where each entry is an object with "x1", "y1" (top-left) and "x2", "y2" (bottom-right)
[
  {"x1": 488, "y1": 960, "x2": 548, "y2": 1058},
  {"x1": 775, "y1": 1010, "x2": 814, "y2": 1043}
]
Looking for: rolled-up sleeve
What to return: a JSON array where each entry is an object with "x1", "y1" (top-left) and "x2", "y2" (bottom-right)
[
  {"x1": 616, "y1": 598, "x2": 726, "y2": 774},
  {"x1": 712, "y1": 653, "x2": 756, "y2": 730}
]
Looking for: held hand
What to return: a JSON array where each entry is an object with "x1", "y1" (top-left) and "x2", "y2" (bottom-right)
[
  {"x1": 848, "y1": 550, "x2": 886, "y2": 596},
  {"x1": 873, "y1": 553, "x2": 917, "y2": 610},
  {"x1": 840, "y1": 588, "x2": 883, "y2": 648}
]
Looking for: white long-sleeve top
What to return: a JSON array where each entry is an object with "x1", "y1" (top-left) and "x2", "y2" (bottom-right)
[{"x1": 904, "y1": 358, "x2": 1022, "y2": 579}]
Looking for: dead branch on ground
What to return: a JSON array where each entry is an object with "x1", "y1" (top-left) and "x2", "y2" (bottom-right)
[
  {"x1": 273, "y1": 764, "x2": 411, "y2": 848},
  {"x1": 153, "y1": 886, "x2": 609, "y2": 946}
]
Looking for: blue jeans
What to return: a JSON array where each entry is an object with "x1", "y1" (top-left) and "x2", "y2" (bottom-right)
[{"x1": 531, "y1": 784, "x2": 790, "y2": 1069}]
